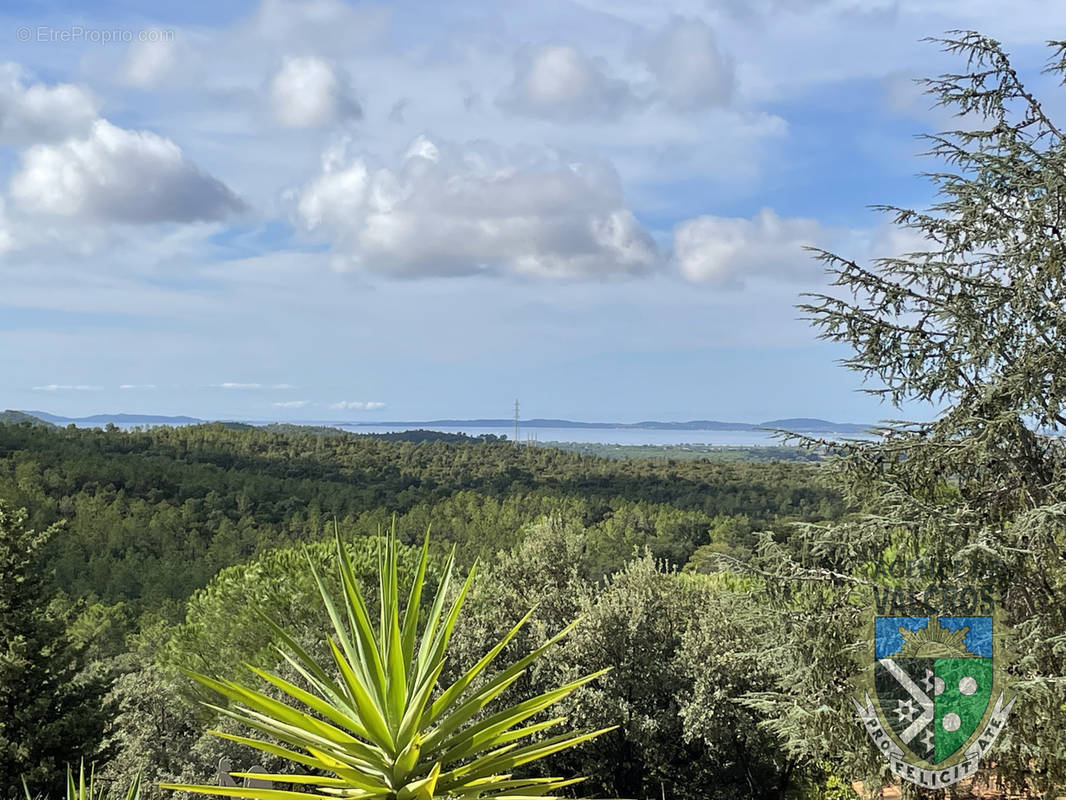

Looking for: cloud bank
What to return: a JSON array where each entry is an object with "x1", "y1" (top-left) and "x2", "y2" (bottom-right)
[{"x1": 294, "y1": 136, "x2": 658, "y2": 278}]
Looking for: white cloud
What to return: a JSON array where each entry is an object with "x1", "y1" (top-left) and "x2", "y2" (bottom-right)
[
  {"x1": 273, "y1": 399, "x2": 310, "y2": 408},
  {"x1": 0, "y1": 198, "x2": 15, "y2": 256},
  {"x1": 118, "y1": 39, "x2": 179, "y2": 87},
  {"x1": 103, "y1": 0, "x2": 388, "y2": 93},
  {"x1": 499, "y1": 45, "x2": 635, "y2": 121},
  {"x1": 636, "y1": 17, "x2": 734, "y2": 111},
  {"x1": 674, "y1": 208, "x2": 831, "y2": 286},
  {"x1": 330, "y1": 401, "x2": 386, "y2": 410},
  {"x1": 119, "y1": 384, "x2": 158, "y2": 390},
  {"x1": 216, "y1": 382, "x2": 296, "y2": 389},
  {"x1": 269, "y1": 55, "x2": 361, "y2": 128},
  {"x1": 0, "y1": 63, "x2": 97, "y2": 144},
  {"x1": 672, "y1": 208, "x2": 933, "y2": 289},
  {"x1": 293, "y1": 135, "x2": 658, "y2": 278},
  {"x1": 10, "y1": 119, "x2": 246, "y2": 224},
  {"x1": 32, "y1": 384, "x2": 103, "y2": 391}
]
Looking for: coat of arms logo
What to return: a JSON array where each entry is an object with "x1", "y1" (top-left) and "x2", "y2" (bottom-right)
[{"x1": 853, "y1": 599, "x2": 1016, "y2": 789}]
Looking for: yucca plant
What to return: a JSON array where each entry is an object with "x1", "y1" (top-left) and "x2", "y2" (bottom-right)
[
  {"x1": 22, "y1": 762, "x2": 141, "y2": 800},
  {"x1": 162, "y1": 530, "x2": 611, "y2": 800}
]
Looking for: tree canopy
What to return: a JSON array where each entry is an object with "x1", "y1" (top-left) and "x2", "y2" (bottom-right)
[
  {"x1": 752, "y1": 31, "x2": 1066, "y2": 795},
  {"x1": 0, "y1": 502, "x2": 112, "y2": 797}
]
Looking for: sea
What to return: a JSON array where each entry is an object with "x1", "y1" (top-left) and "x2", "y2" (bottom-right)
[
  {"x1": 100, "y1": 420, "x2": 868, "y2": 447},
  {"x1": 335, "y1": 425, "x2": 855, "y2": 447}
]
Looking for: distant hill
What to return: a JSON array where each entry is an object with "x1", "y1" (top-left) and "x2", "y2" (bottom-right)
[
  {"x1": 0, "y1": 410, "x2": 56, "y2": 428},
  {"x1": 25, "y1": 411, "x2": 202, "y2": 426},
  {"x1": 14, "y1": 411, "x2": 872, "y2": 434},
  {"x1": 341, "y1": 417, "x2": 871, "y2": 433}
]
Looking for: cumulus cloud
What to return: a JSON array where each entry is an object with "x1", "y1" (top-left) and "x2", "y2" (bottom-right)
[
  {"x1": 673, "y1": 208, "x2": 829, "y2": 286},
  {"x1": 269, "y1": 55, "x2": 361, "y2": 127},
  {"x1": 0, "y1": 63, "x2": 97, "y2": 144},
  {"x1": 674, "y1": 206, "x2": 947, "y2": 290},
  {"x1": 293, "y1": 136, "x2": 658, "y2": 278},
  {"x1": 9, "y1": 120, "x2": 246, "y2": 223},
  {"x1": 499, "y1": 44, "x2": 635, "y2": 121},
  {"x1": 330, "y1": 401, "x2": 386, "y2": 410},
  {"x1": 273, "y1": 399, "x2": 310, "y2": 408},
  {"x1": 119, "y1": 384, "x2": 158, "y2": 390},
  {"x1": 637, "y1": 17, "x2": 735, "y2": 110},
  {"x1": 33, "y1": 384, "x2": 103, "y2": 391}
]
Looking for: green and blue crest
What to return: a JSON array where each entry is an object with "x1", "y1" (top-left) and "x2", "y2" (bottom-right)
[{"x1": 853, "y1": 610, "x2": 1015, "y2": 789}]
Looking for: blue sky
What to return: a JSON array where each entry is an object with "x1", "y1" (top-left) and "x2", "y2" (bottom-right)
[{"x1": 2, "y1": 0, "x2": 1064, "y2": 422}]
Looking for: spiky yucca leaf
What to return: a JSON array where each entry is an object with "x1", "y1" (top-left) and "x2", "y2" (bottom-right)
[
  {"x1": 22, "y1": 762, "x2": 141, "y2": 800},
  {"x1": 163, "y1": 529, "x2": 610, "y2": 800}
]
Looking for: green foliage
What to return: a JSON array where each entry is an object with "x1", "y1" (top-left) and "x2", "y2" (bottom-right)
[
  {"x1": 551, "y1": 557, "x2": 806, "y2": 800},
  {"x1": 95, "y1": 657, "x2": 202, "y2": 800},
  {"x1": 0, "y1": 422, "x2": 840, "y2": 615},
  {"x1": 752, "y1": 31, "x2": 1066, "y2": 795},
  {"x1": 534, "y1": 441, "x2": 823, "y2": 462},
  {"x1": 21, "y1": 761, "x2": 141, "y2": 800},
  {"x1": 0, "y1": 411, "x2": 55, "y2": 429},
  {"x1": 160, "y1": 535, "x2": 443, "y2": 706},
  {"x1": 163, "y1": 529, "x2": 611, "y2": 800},
  {"x1": 676, "y1": 578, "x2": 799, "y2": 796},
  {"x1": 448, "y1": 525, "x2": 814, "y2": 799},
  {"x1": 0, "y1": 502, "x2": 114, "y2": 798}
]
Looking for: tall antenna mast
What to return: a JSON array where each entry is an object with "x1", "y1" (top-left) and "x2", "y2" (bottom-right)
[{"x1": 514, "y1": 398, "x2": 520, "y2": 445}]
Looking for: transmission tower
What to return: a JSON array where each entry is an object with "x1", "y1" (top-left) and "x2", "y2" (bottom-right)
[{"x1": 513, "y1": 398, "x2": 520, "y2": 445}]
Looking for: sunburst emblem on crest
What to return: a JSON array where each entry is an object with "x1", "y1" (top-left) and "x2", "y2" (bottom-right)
[{"x1": 896, "y1": 616, "x2": 971, "y2": 658}]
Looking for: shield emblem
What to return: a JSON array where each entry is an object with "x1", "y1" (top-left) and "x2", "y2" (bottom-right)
[{"x1": 873, "y1": 616, "x2": 994, "y2": 765}]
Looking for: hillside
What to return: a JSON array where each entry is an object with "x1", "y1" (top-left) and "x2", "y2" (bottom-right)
[
  {"x1": 0, "y1": 410, "x2": 56, "y2": 428},
  {"x1": 25, "y1": 411, "x2": 202, "y2": 426},
  {"x1": 0, "y1": 421, "x2": 842, "y2": 613}
]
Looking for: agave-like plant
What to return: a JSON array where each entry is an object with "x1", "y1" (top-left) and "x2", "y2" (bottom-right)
[
  {"x1": 162, "y1": 530, "x2": 611, "y2": 800},
  {"x1": 22, "y1": 762, "x2": 141, "y2": 800}
]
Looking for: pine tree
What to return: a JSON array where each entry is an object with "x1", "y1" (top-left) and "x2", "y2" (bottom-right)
[
  {"x1": 749, "y1": 31, "x2": 1066, "y2": 796},
  {"x1": 0, "y1": 501, "x2": 113, "y2": 796}
]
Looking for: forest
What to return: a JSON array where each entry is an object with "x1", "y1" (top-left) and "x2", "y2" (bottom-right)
[{"x1": 0, "y1": 418, "x2": 843, "y2": 798}]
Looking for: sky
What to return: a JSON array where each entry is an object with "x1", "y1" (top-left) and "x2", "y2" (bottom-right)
[{"x1": 2, "y1": 0, "x2": 1066, "y2": 423}]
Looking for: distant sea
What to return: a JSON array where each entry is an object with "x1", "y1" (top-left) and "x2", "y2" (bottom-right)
[
  {"x1": 86, "y1": 421, "x2": 871, "y2": 447},
  {"x1": 335, "y1": 424, "x2": 860, "y2": 447}
]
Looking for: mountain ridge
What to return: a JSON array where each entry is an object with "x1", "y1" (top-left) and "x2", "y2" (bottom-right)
[
  {"x1": 17, "y1": 411, "x2": 872, "y2": 433},
  {"x1": 25, "y1": 411, "x2": 203, "y2": 425},
  {"x1": 1, "y1": 410, "x2": 57, "y2": 428}
]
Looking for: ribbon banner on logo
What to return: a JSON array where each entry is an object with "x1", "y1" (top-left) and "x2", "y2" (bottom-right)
[{"x1": 853, "y1": 690, "x2": 1015, "y2": 789}]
